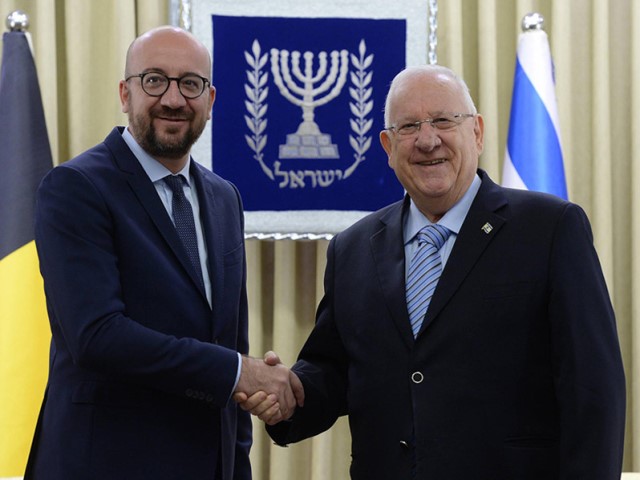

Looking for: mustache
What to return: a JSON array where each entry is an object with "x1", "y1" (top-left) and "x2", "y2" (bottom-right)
[{"x1": 151, "y1": 106, "x2": 193, "y2": 120}]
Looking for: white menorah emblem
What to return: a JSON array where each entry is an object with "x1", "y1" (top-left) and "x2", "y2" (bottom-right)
[
  {"x1": 244, "y1": 39, "x2": 373, "y2": 189},
  {"x1": 270, "y1": 47, "x2": 349, "y2": 159}
]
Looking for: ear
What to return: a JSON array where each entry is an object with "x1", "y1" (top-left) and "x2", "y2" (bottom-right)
[
  {"x1": 474, "y1": 113, "x2": 485, "y2": 155},
  {"x1": 380, "y1": 130, "x2": 393, "y2": 165},
  {"x1": 207, "y1": 85, "x2": 216, "y2": 120},
  {"x1": 119, "y1": 80, "x2": 129, "y2": 114}
]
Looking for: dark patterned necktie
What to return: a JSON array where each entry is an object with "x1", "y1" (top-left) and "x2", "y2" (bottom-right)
[
  {"x1": 406, "y1": 224, "x2": 451, "y2": 337},
  {"x1": 163, "y1": 175, "x2": 204, "y2": 289}
]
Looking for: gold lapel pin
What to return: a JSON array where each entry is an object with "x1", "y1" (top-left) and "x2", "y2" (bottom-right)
[{"x1": 481, "y1": 222, "x2": 493, "y2": 234}]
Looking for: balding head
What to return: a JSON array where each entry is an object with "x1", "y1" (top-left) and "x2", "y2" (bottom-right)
[
  {"x1": 384, "y1": 65, "x2": 476, "y2": 128},
  {"x1": 119, "y1": 25, "x2": 216, "y2": 173},
  {"x1": 124, "y1": 26, "x2": 211, "y2": 81}
]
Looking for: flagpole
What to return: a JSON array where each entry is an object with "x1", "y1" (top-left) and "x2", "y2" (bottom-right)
[
  {"x1": 428, "y1": 0, "x2": 438, "y2": 64},
  {"x1": 6, "y1": 10, "x2": 28, "y2": 31},
  {"x1": 169, "y1": 0, "x2": 193, "y2": 31}
]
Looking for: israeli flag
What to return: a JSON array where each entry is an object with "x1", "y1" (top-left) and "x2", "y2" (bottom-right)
[{"x1": 502, "y1": 26, "x2": 567, "y2": 200}]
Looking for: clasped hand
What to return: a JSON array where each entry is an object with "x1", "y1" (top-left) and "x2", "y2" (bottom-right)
[{"x1": 233, "y1": 351, "x2": 304, "y2": 425}]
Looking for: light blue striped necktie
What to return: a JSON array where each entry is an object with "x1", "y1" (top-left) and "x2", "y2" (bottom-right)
[{"x1": 406, "y1": 224, "x2": 451, "y2": 337}]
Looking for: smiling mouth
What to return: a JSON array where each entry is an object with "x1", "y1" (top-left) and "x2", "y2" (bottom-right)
[
  {"x1": 158, "y1": 117, "x2": 187, "y2": 122},
  {"x1": 417, "y1": 159, "x2": 446, "y2": 166}
]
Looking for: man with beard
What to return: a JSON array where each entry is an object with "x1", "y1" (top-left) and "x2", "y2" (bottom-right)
[{"x1": 24, "y1": 26, "x2": 302, "y2": 480}]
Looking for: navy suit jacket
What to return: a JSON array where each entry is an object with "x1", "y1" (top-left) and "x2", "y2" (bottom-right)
[
  {"x1": 27, "y1": 127, "x2": 251, "y2": 479},
  {"x1": 268, "y1": 170, "x2": 626, "y2": 479}
]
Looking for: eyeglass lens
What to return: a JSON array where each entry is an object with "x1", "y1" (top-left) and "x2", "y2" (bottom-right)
[{"x1": 140, "y1": 73, "x2": 206, "y2": 99}]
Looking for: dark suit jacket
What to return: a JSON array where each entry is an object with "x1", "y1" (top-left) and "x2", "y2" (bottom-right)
[
  {"x1": 268, "y1": 170, "x2": 625, "y2": 480},
  {"x1": 26, "y1": 127, "x2": 251, "y2": 480}
]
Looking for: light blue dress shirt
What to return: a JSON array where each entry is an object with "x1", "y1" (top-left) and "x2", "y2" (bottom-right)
[{"x1": 403, "y1": 174, "x2": 482, "y2": 279}]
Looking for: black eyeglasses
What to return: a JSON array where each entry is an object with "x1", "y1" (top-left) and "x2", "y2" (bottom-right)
[{"x1": 125, "y1": 72, "x2": 210, "y2": 99}]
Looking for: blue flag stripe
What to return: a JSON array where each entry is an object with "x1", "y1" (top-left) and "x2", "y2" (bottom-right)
[{"x1": 506, "y1": 57, "x2": 567, "y2": 199}]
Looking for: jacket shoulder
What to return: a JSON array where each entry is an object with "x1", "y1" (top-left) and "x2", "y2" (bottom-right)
[{"x1": 338, "y1": 198, "x2": 404, "y2": 238}]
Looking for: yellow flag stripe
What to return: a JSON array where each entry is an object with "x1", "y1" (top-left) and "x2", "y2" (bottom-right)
[{"x1": 0, "y1": 241, "x2": 49, "y2": 476}]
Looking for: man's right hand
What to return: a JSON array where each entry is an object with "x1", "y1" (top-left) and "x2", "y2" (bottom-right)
[
  {"x1": 233, "y1": 351, "x2": 304, "y2": 425},
  {"x1": 234, "y1": 351, "x2": 304, "y2": 422}
]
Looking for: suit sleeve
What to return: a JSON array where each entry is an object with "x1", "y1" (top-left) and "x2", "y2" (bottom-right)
[
  {"x1": 267, "y1": 235, "x2": 349, "y2": 445},
  {"x1": 549, "y1": 203, "x2": 625, "y2": 479},
  {"x1": 229, "y1": 180, "x2": 252, "y2": 480},
  {"x1": 35, "y1": 164, "x2": 240, "y2": 407}
]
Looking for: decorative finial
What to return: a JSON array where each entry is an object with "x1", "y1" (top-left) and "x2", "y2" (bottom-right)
[
  {"x1": 521, "y1": 12, "x2": 544, "y2": 32},
  {"x1": 6, "y1": 10, "x2": 30, "y2": 32}
]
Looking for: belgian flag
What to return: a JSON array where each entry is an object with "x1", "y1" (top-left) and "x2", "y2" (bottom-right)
[{"x1": 0, "y1": 29, "x2": 52, "y2": 476}]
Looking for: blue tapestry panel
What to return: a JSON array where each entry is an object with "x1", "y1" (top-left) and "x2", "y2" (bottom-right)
[{"x1": 210, "y1": 15, "x2": 406, "y2": 211}]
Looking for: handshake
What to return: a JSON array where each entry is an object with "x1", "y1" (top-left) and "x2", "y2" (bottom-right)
[{"x1": 233, "y1": 351, "x2": 304, "y2": 425}]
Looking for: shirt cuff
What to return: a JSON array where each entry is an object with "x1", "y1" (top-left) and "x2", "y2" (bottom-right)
[{"x1": 230, "y1": 352, "x2": 242, "y2": 398}]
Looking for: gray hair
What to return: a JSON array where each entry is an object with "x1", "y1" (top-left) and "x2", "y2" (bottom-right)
[{"x1": 383, "y1": 65, "x2": 477, "y2": 127}]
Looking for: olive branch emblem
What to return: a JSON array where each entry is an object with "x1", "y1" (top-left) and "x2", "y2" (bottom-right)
[
  {"x1": 346, "y1": 39, "x2": 373, "y2": 178},
  {"x1": 243, "y1": 39, "x2": 272, "y2": 179}
]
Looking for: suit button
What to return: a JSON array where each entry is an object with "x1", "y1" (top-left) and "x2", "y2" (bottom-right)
[
  {"x1": 411, "y1": 372, "x2": 424, "y2": 384},
  {"x1": 400, "y1": 440, "x2": 410, "y2": 450}
]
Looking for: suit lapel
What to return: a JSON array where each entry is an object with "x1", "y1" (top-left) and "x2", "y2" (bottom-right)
[
  {"x1": 190, "y1": 162, "x2": 221, "y2": 315},
  {"x1": 104, "y1": 128, "x2": 208, "y2": 301},
  {"x1": 370, "y1": 198, "x2": 415, "y2": 350},
  {"x1": 418, "y1": 172, "x2": 508, "y2": 336}
]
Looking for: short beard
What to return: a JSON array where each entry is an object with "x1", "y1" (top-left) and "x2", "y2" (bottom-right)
[
  {"x1": 130, "y1": 106, "x2": 207, "y2": 160},
  {"x1": 139, "y1": 121, "x2": 198, "y2": 159}
]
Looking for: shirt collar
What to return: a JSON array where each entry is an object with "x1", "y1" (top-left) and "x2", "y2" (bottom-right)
[
  {"x1": 121, "y1": 127, "x2": 192, "y2": 183},
  {"x1": 404, "y1": 173, "x2": 482, "y2": 245}
]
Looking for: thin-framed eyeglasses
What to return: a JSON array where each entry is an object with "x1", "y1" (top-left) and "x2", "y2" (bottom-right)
[
  {"x1": 125, "y1": 72, "x2": 210, "y2": 99},
  {"x1": 386, "y1": 113, "x2": 476, "y2": 136}
]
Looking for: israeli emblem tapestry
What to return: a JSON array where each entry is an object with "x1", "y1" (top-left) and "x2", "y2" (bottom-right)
[{"x1": 191, "y1": 1, "x2": 429, "y2": 235}]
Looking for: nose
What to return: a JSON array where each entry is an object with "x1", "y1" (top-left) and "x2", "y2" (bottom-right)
[
  {"x1": 160, "y1": 79, "x2": 187, "y2": 108},
  {"x1": 414, "y1": 123, "x2": 441, "y2": 151}
]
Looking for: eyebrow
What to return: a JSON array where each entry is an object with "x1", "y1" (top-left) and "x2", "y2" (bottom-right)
[
  {"x1": 395, "y1": 111, "x2": 449, "y2": 122},
  {"x1": 139, "y1": 67, "x2": 207, "y2": 78}
]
